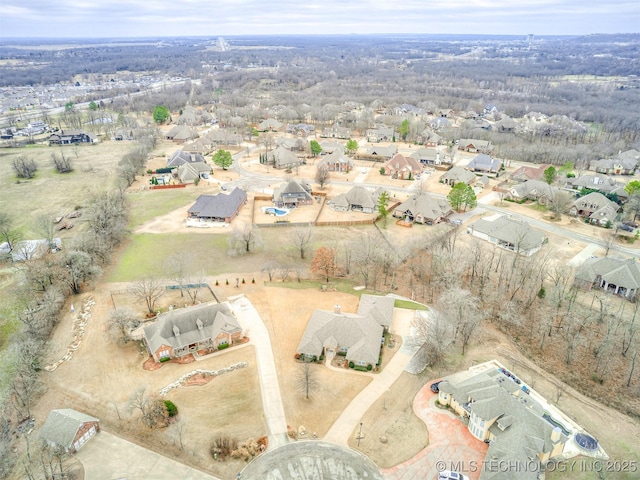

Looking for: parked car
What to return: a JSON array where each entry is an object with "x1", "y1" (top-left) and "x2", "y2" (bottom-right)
[
  {"x1": 430, "y1": 381, "x2": 442, "y2": 393},
  {"x1": 623, "y1": 221, "x2": 639, "y2": 228},
  {"x1": 438, "y1": 470, "x2": 469, "y2": 480},
  {"x1": 620, "y1": 224, "x2": 634, "y2": 232}
]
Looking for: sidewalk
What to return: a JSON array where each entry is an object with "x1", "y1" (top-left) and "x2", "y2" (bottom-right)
[{"x1": 229, "y1": 294, "x2": 289, "y2": 450}]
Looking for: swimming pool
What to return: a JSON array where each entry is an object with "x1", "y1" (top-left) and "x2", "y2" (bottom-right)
[{"x1": 262, "y1": 207, "x2": 290, "y2": 217}]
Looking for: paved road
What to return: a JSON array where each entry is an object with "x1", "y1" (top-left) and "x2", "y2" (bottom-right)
[
  {"x1": 240, "y1": 441, "x2": 384, "y2": 480},
  {"x1": 229, "y1": 294, "x2": 289, "y2": 450},
  {"x1": 75, "y1": 430, "x2": 220, "y2": 480}
]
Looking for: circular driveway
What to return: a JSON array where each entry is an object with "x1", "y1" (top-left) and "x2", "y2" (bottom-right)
[{"x1": 240, "y1": 441, "x2": 384, "y2": 480}]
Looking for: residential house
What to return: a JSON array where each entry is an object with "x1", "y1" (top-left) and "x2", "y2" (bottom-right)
[
  {"x1": 418, "y1": 128, "x2": 443, "y2": 147},
  {"x1": 365, "y1": 144, "x2": 397, "y2": 160},
  {"x1": 493, "y1": 116, "x2": 520, "y2": 133},
  {"x1": 287, "y1": 123, "x2": 315, "y2": 136},
  {"x1": 175, "y1": 162, "x2": 212, "y2": 184},
  {"x1": 366, "y1": 127, "x2": 397, "y2": 142},
  {"x1": 458, "y1": 139, "x2": 493, "y2": 153},
  {"x1": 466, "y1": 154, "x2": 502, "y2": 174},
  {"x1": 441, "y1": 166, "x2": 476, "y2": 187},
  {"x1": 165, "y1": 125, "x2": 198, "y2": 143},
  {"x1": 438, "y1": 363, "x2": 568, "y2": 480},
  {"x1": 393, "y1": 193, "x2": 453, "y2": 225},
  {"x1": 467, "y1": 214, "x2": 547, "y2": 256},
  {"x1": 589, "y1": 149, "x2": 640, "y2": 175},
  {"x1": 321, "y1": 123, "x2": 351, "y2": 139},
  {"x1": 182, "y1": 137, "x2": 216, "y2": 156},
  {"x1": 296, "y1": 295, "x2": 394, "y2": 366},
  {"x1": 509, "y1": 164, "x2": 549, "y2": 183},
  {"x1": 273, "y1": 179, "x2": 313, "y2": 208},
  {"x1": 382, "y1": 153, "x2": 422, "y2": 180},
  {"x1": 257, "y1": 118, "x2": 283, "y2": 132},
  {"x1": 40, "y1": 409, "x2": 100, "y2": 453},
  {"x1": 143, "y1": 302, "x2": 242, "y2": 362},
  {"x1": 429, "y1": 117, "x2": 449, "y2": 131},
  {"x1": 176, "y1": 106, "x2": 213, "y2": 126},
  {"x1": 317, "y1": 149, "x2": 354, "y2": 172},
  {"x1": 574, "y1": 257, "x2": 640, "y2": 301},
  {"x1": 187, "y1": 188, "x2": 247, "y2": 223},
  {"x1": 508, "y1": 180, "x2": 559, "y2": 205},
  {"x1": 568, "y1": 174, "x2": 628, "y2": 202},
  {"x1": 167, "y1": 150, "x2": 206, "y2": 168},
  {"x1": 328, "y1": 186, "x2": 382, "y2": 213},
  {"x1": 276, "y1": 137, "x2": 307, "y2": 152},
  {"x1": 206, "y1": 129, "x2": 242, "y2": 146},
  {"x1": 319, "y1": 140, "x2": 345, "y2": 155},
  {"x1": 48, "y1": 129, "x2": 96, "y2": 145},
  {"x1": 569, "y1": 192, "x2": 620, "y2": 226},
  {"x1": 268, "y1": 145, "x2": 301, "y2": 170},
  {"x1": 410, "y1": 148, "x2": 442, "y2": 166}
]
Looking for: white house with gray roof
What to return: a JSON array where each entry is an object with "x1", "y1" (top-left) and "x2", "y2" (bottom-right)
[
  {"x1": 569, "y1": 192, "x2": 620, "y2": 226},
  {"x1": 143, "y1": 302, "x2": 242, "y2": 361},
  {"x1": 438, "y1": 364, "x2": 569, "y2": 480},
  {"x1": 467, "y1": 214, "x2": 547, "y2": 256},
  {"x1": 509, "y1": 180, "x2": 559, "y2": 205},
  {"x1": 574, "y1": 257, "x2": 640, "y2": 301},
  {"x1": 41, "y1": 409, "x2": 100, "y2": 453},
  {"x1": 296, "y1": 295, "x2": 394, "y2": 367}
]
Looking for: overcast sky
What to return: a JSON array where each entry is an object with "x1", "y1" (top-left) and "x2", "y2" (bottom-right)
[{"x1": 1, "y1": 1, "x2": 638, "y2": 38}]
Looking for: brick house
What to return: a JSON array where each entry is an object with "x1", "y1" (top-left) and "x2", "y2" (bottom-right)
[{"x1": 143, "y1": 303, "x2": 242, "y2": 361}]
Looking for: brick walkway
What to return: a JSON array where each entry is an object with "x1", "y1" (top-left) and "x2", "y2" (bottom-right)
[{"x1": 382, "y1": 386, "x2": 488, "y2": 480}]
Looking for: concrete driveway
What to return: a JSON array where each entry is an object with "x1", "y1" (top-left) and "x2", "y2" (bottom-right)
[{"x1": 75, "y1": 431, "x2": 220, "y2": 480}]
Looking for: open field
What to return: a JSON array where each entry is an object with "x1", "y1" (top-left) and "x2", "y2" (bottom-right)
[{"x1": 0, "y1": 142, "x2": 131, "y2": 236}]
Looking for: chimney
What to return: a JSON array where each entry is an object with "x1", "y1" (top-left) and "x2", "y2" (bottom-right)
[
  {"x1": 551, "y1": 426, "x2": 561, "y2": 442},
  {"x1": 334, "y1": 304, "x2": 341, "y2": 314},
  {"x1": 436, "y1": 152, "x2": 440, "y2": 163}
]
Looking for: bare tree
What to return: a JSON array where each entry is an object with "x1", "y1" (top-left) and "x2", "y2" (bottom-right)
[
  {"x1": 12, "y1": 155, "x2": 38, "y2": 179},
  {"x1": 51, "y1": 151, "x2": 73, "y2": 173},
  {"x1": 437, "y1": 287, "x2": 482, "y2": 355},
  {"x1": 548, "y1": 190, "x2": 573, "y2": 220},
  {"x1": 0, "y1": 212, "x2": 21, "y2": 254},
  {"x1": 296, "y1": 363, "x2": 319, "y2": 400},
  {"x1": 315, "y1": 163, "x2": 330, "y2": 189},
  {"x1": 131, "y1": 277, "x2": 165, "y2": 314},
  {"x1": 59, "y1": 250, "x2": 101, "y2": 294},
  {"x1": 408, "y1": 310, "x2": 452, "y2": 370},
  {"x1": 167, "y1": 253, "x2": 192, "y2": 298},
  {"x1": 262, "y1": 262, "x2": 278, "y2": 282},
  {"x1": 601, "y1": 229, "x2": 617, "y2": 257},
  {"x1": 128, "y1": 387, "x2": 168, "y2": 428},
  {"x1": 33, "y1": 214, "x2": 56, "y2": 247},
  {"x1": 228, "y1": 222, "x2": 263, "y2": 255},
  {"x1": 105, "y1": 307, "x2": 140, "y2": 345},
  {"x1": 290, "y1": 226, "x2": 313, "y2": 259}
]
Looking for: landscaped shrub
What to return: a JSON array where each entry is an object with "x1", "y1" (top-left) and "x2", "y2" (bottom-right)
[
  {"x1": 160, "y1": 356, "x2": 170, "y2": 363},
  {"x1": 252, "y1": 278, "x2": 255, "y2": 284},
  {"x1": 367, "y1": 363, "x2": 373, "y2": 371},
  {"x1": 294, "y1": 353, "x2": 301, "y2": 360},
  {"x1": 215, "y1": 280, "x2": 219, "y2": 286},
  {"x1": 318, "y1": 355, "x2": 324, "y2": 362},
  {"x1": 242, "y1": 278, "x2": 245, "y2": 284},
  {"x1": 226, "y1": 279, "x2": 229, "y2": 285},
  {"x1": 354, "y1": 365, "x2": 369, "y2": 372},
  {"x1": 156, "y1": 167, "x2": 173, "y2": 174},
  {"x1": 348, "y1": 361, "x2": 355, "y2": 368},
  {"x1": 337, "y1": 351, "x2": 347, "y2": 356},
  {"x1": 164, "y1": 400, "x2": 178, "y2": 417},
  {"x1": 217, "y1": 343, "x2": 229, "y2": 350}
]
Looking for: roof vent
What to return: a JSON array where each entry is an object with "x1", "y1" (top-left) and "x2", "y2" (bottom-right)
[
  {"x1": 173, "y1": 325, "x2": 180, "y2": 336},
  {"x1": 196, "y1": 319, "x2": 204, "y2": 330}
]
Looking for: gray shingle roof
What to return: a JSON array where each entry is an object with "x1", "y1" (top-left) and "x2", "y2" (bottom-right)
[
  {"x1": 575, "y1": 257, "x2": 640, "y2": 290},
  {"x1": 40, "y1": 409, "x2": 99, "y2": 450},
  {"x1": 357, "y1": 294, "x2": 395, "y2": 329},
  {"x1": 395, "y1": 193, "x2": 453, "y2": 222},
  {"x1": 187, "y1": 188, "x2": 247, "y2": 219},
  {"x1": 441, "y1": 166, "x2": 476, "y2": 184},
  {"x1": 144, "y1": 303, "x2": 240, "y2": 354},
  {"x1": 469, "y1": 215, "x2": 546, "y2": 252},
  {"x1": 329, "y1": 186, "x2": 378, "y2": 210}
]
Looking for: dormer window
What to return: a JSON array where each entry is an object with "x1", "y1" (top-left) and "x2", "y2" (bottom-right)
[
  {"x1": 196, "y1": 319, "x2": 204, "y2": 330},
  {"x1": 173, "y1": 325, "x2": 180, "y2": 336}
]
